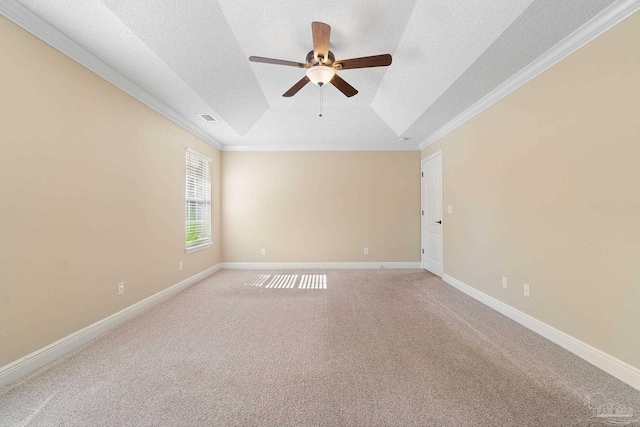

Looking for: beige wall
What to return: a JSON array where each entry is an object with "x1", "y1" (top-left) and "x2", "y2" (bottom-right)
[
  {"x1": 422, "y1": 13, "x2": 640, "y2": 369},
  {"x1": 222, "y1": 151, "x2": 421, "y2": 263},
  {"x1": 0, "y1": 17, "x2": 221, "y2": 366}
]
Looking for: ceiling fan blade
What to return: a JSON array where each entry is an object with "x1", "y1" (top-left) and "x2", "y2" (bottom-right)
[
  {"x1": 249, "y1": 56, "x2": 309, "y2": 68},
  {"x1": 283, "y1": 76, "x2": 311, "y2": 97},
  {"x1": 333, "y1": 54, "x2": 392, "y2": 70},
  {"x1": 330, "y1": 74, "x2": 358, "y2": 97},
  {"x1": 311, "y1": 22, "x2": 331, "y2": 61}
]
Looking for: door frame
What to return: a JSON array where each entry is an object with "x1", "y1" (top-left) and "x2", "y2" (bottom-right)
[{"x1": 421, "y1": 150, "x2": 443, "y2": 275}]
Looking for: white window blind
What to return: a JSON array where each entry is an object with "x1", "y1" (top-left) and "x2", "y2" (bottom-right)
[{"x1": 185, "y1": 149, "x2": 211, "y2": 249}]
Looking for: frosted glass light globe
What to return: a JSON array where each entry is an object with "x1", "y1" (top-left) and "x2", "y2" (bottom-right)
[{"x1": 306, "y1": 65, "x2": 335, "y2": 86}]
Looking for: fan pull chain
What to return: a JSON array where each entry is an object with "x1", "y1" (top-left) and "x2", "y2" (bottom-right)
[{"x1": 319, "y1": 85, "x2": 323, "y2": 117}]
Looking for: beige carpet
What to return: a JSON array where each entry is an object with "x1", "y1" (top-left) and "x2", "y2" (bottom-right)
[{"x1": 1, "y1": 269, "x2": 639, "y2": 426}]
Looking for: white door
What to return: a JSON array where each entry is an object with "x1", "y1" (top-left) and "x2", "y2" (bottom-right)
[{"x1": 421, "y1": 153, "x2": 443, "y2": 276}]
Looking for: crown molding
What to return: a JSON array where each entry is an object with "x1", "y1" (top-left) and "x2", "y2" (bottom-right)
[
  {"x1": 418, "y1": 0, "x2": 640, "y2": 151},
  {"x1": 221, "y1": 143, "x2": 420, "y2": 152},
  {"x1": 0, "y1": 1, "x2": 418, "y2": 154},
  {"x1": 8, "y1": 0, "x2": 635, "y2": 154},
  {"x1": 0, "y1": 0, "x2": 224, "y2": 151}
]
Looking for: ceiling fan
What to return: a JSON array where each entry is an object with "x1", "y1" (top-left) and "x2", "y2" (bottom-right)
[{"x1": 249, "y1": 22, "x2": 392, "y2": 98}]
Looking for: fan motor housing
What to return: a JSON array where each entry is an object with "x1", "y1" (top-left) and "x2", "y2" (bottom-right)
[{"x1": 306, "y1": 50, "x2": 335, "y2": 66}]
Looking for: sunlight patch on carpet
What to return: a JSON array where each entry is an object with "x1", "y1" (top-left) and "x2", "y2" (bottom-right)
[{"x1": 243, "y1": 274, "x2": 327, "y2": 289}]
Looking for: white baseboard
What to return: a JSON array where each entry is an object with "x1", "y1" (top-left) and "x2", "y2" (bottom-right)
[
  {"x1": 442, "y1": 274, "x2": 640, "y2": 391},
  {"x1": 221, "y1": 262, "x2": 421, "y2": 270},
  {"x1": 0, "y1": 263, "x2": 222, "y2": 388}
]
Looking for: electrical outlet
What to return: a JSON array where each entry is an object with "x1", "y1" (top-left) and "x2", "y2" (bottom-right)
[
  {"x1": 364, "y1": 248, "x2": 369, "y2": 255},
  {"x1": 261, "y1": 248, "x2": 266, "y2": 255},
  {"x1": 502, "y1": 277, "x2": 508, "y2": 289},
  {"x1": 178, "y1": 262, "x2": 183, "y2": 271},
  {"x1": 118, "y1": 282, "x2": 124, "y2": 296},
  {"x1": 448, "y1": 205, "x2": 453, "y2": 213},
  {"x1": 524, "y1": 283, "x2": 530, "y2": 297}
]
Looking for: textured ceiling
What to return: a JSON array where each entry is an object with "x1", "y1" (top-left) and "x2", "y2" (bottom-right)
[{"x1": 12, "y1": 0, "x2": 615, "y2": 150}]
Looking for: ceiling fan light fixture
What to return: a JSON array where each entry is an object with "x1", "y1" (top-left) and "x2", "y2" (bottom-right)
[
  {"x1": 249, "y1": 21, "x2": 391, "y2": 98},
  {"x1": 306, "y1": 65, "x2": 335, "y2": 86}
]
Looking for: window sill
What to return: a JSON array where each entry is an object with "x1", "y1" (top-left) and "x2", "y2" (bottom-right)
[{"x1": 185, "y1": 242, "x2": 213, "y2": 254}]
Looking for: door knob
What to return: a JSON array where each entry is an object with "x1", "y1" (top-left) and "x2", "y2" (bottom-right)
[{"x1": 435, "y1": 220, "x2": 442, "y2": 224}]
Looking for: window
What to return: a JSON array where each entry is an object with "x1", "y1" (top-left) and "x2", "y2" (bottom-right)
[{"x1": 185, "y1": 148, "x2": 211, "y2": 252}]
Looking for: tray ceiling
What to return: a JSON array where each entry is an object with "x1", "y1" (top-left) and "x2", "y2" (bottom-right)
[{"x1": 8, "y1": 0, "x2": 616, "y2": 150}]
